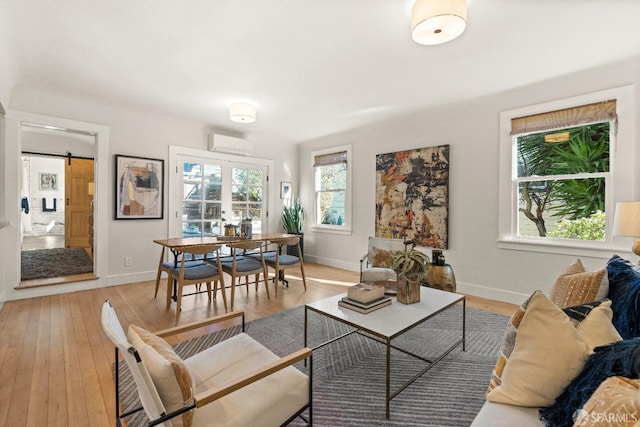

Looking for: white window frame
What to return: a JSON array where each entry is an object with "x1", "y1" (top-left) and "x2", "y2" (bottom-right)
[
  {"x1": 311, "y1": 144, "x2": 352, "y2": 235},
  {"x1": 498, "y1": 86, "x2": 636, "y2": 257}
]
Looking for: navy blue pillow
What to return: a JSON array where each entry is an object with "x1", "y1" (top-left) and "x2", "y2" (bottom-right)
[
  {"x1": 539, "y1": 337, "x2": 640, "y2": 427},
  {"x1": 606, "y1": 255, "x2": 640, "y2": 339}
]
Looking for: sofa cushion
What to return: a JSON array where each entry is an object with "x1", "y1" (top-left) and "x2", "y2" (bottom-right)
[
  {"x1": 574, "y1": 376, "x2": 640, "y2": 426},
  {"x1": 470, "y1": 401, "x2": 543, "y2": 427},
  {"x1": 606, "y1": 255, "x2": 640, "y2": 339},
  {"x1": 486, "y1": 291, "x2": 590, "y2": 407},
  {"x1": 539, "y1": 337, "x2": 640, "y2": 427},
  {"x1": 128, "y1": 325, "x2": 195, "y2": 427},
  {"x1": 550, "y1": 259, "x2": 608, "y2": 308},
  {"x1": 562, "y1": 300, "x2": 622, "y2": 350}
]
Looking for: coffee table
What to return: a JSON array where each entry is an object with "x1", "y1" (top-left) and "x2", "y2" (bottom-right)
[{"x1": 304, "y1": 286, "x2": 465, "y2": 419}]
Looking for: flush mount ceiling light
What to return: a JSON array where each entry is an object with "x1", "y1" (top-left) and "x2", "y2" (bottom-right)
[
  {"x1": 229, "y1": 103, "x2": 257, "y2": 123},
  {"x1": 411, "y1": 0, "x2": 467, "y2": 45}
]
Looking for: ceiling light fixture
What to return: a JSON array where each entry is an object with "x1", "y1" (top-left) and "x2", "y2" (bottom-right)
[
  {"x1": 229, "y1": 103, "x2": 257, "y2": 123},
  {"x1": 411, "y1": 0, "x2": 467, "y2": 45}
]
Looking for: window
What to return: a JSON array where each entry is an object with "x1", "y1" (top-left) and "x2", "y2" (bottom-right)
[
  {"x1": 498, "y1": 86, "x2": 635, "y2": 254},
  {"x1": 312, "y1": 145, "x2": 352, "y2": 233}
]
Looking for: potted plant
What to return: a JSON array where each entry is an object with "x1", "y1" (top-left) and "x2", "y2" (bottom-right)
[
  {"x1": 282, "y1": 199, "x2": 304, "y2": 256},
  {"x1": 390, "y1": 242, "x2": 430, "y2": 304}
]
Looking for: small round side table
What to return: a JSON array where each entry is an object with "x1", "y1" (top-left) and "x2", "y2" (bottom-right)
[{"x1": 424, "y1": 264, "x2": 456, "y2": 293}]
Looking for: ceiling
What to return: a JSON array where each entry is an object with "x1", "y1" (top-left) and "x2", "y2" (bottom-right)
[{"x1": 4, "y1": 0, "x2": 640, "y2": 144}]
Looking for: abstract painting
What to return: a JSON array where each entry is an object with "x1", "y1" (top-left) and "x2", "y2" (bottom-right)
[
  {"x1": 115, "y1": 154, "x2": 164, "y2": 219},
  {"x1": 375, "y1": 145, "x2": 449, "y2": 249}
]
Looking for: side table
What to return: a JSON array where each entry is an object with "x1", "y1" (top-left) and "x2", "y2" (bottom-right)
[{"x1": 424, "y1": 264, "x2": 456, "y2": 293}]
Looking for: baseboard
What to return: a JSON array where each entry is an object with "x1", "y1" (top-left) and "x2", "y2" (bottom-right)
[
  {"x1": 106, "y1": 270, "x2": 157, "y2": 287},
  {"x1": 457, "y1": 281, "x2": 529, "y2": 305},
  {"x1": 303, "y1": 254, "x2": 359, "y2": 273}
]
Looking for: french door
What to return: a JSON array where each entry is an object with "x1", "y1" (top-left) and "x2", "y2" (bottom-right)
[{"x1": 172, "y1": 152, "x2": 269, "y2": 238}]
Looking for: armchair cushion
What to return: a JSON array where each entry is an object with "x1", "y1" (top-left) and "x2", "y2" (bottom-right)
[
  {"x1": 128, "y1": 325, "x2": 195, "y2": 427},
  {"x1": 185, "y1": 332, "x2": 310, "y2": 427},
  {"x1": 606, "y1": 254, "x2": 640, "y2": 339}
]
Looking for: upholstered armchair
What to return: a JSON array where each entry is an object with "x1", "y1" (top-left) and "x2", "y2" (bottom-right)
[
  {"x1": 359, "y1": 237, "x2": 406, "y2": 283},
  {"x1": 101, "y1": 300, "x2": 313, "y2": 426}
]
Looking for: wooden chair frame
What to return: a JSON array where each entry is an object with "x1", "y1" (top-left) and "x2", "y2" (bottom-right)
[{"x1": 221, "y1": 240, "x2": 270, "y2": 311}]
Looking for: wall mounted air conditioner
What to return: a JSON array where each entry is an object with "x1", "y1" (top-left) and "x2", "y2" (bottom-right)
[{"x1": 207, "y1": 133, "x2": 253, "y2": 156}]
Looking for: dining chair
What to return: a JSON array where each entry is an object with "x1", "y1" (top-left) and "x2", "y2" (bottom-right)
[
  {"x1": 262, "y1": 236, "x2": 307, "y2": 296},
  {"x1": 220, "y1": 241, "x2": 270, "y2": 311},
  {"x1": 166, "y1": 244, "x2": 226, "y2": 320},
  {"x1": 154, "y1": 246, "x2": 207, "y2": 298}
]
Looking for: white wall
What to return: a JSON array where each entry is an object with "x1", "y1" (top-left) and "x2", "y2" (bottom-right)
[
  {"x1": 298, "y1": 55, "x2": 640, "y2": 305},
  {"x1": 1, "y1": 84, "x2": 298, "y2": 301}
]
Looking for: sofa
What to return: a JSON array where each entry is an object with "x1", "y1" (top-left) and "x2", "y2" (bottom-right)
[{"x1": 471, "y1": 255, "x2": 640, "y2": 427}]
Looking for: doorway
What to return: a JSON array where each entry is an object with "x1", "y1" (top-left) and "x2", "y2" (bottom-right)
[{"x1": 20, "y1": 152, "x2": 95, "y2": 283}]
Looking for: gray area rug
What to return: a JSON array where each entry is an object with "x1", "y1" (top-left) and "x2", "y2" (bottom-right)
[
  {"x1": 116, "y1": 303, "x2": 509, "y2": 426},
  {"x1": 21, "y1": 247, "x2": 93, "y2": 280}
]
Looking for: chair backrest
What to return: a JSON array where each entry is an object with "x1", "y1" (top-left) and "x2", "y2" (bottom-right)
[
  {"x1": 178, "y1": 244, "x2": 222, "y2": 258},
  {"x1": 367, "y1": 237, "x2": 405, "y2": 268},
  {"x1": 101, "y1": 300, "x2": 168, "y2": 425},
  {"x1": 227, "y1": 240, "x2": 263, "y2": 252}
]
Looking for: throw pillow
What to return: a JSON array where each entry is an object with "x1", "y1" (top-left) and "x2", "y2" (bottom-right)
[
  {"x1": 562, "y1": 300, "x2": 622, "y2": 350},
  {"x1": 573, "y1": 376, "x2": 640, "y2": 427},
  {"x1": 128, "y1": 325, "x2": 195, "y2": 427},
  {"x1": 539, "y1": 337, "x2": 640, "y2": 427},
  {"x1": 486, "y1": 291, "x2": 591, "y2": 407},
  {"x1": 550, "y1": 259, "x2": 608, "y2": 308},
  {"x1": 606, "y1": 255, "x2": 640, "y2": 339}
]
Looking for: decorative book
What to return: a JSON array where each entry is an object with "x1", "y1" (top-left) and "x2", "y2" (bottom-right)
[
  {"x1": 338, "y1": 296, "x2": 392, "y2": 314},
  {"x1": 347, "y1": 283, "x2": 385, "y2": 304}
]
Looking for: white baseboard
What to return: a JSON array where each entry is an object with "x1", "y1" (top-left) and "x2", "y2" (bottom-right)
[
  {"x1": 106, "y1": 270, "x2": 157, "y2": 287},
  {"x1": 304, "y1": 254, "x2": 359, "y2": 273},
  {"x1": 457, "y1": 281, "x2": 528, "y2": 305}
]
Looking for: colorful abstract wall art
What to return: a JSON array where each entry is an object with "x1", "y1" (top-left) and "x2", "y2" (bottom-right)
[{"x1": 375, "y1": 145, "x2": 449, "y2": 249}]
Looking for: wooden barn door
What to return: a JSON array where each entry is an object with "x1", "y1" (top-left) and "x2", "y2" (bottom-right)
[{"x1": 65, "y1": 158, "x2": 94, "y2": 248}]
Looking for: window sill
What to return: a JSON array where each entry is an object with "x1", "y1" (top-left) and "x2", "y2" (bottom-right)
[
  {"x1": 311, "y1": 225, "x2": 352, "y2": 236},
  {"x1": 497, "y1": 238, "x2": 630, "y2": 259}
]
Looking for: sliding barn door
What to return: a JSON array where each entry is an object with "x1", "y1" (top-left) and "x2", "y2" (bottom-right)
[{"x1": 65, "y1": 158, "x2": 94, "y2": 248}]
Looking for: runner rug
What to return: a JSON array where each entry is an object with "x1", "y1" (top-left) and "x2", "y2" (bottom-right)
[
  {"x1": 21, "y1": 247, "x2": 93, "y2": 280},
  {"x1": 116, "y1": 303, "x2": 509, "y2": 426}
]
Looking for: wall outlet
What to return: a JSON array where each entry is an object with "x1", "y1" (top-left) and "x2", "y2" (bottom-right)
[{"x1": 125, "y1": 257, "x2": 133, "y2": 266}]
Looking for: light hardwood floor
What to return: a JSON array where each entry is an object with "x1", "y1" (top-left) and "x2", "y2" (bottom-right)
[{"x1": 0, "y1": 263, "x2": 517, "y2": 427}]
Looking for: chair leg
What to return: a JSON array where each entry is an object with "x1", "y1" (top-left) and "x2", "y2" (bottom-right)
[
  {"x1": 300, "y1": 263, "x2": 307, "y2": 291},
  {"x1": 218, "y1": 278, "x2": 228, "y2": 312},
  {"x1": 165, "y1": 275, "x2": 173, "y2": 309},
  {"x1": 155, "y1": 247, "x2": 165, "y2": 298},
  {"x1": 262, "y1": 267, "x2": 270, "y2": 300},
  {"x1": 176, "y1": 282, "x2": 183, "y2": 320},
  {"x1": 206, "y1": 282, "x2": 212, "y2": 301},
  {"x1": 230, "y1": 275, "x2": 236, "y2": 311}
]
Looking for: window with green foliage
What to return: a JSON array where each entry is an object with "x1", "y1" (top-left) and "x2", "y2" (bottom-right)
[
  {"x1": 515, "y1": 121, "x2": 610, "y2": 241},
  {"x1": 499, "y1": 87, "x2": 635, "y2": 253},
  {"x1": 312, "y1": 145, "x2": 352, "y2": 233}
]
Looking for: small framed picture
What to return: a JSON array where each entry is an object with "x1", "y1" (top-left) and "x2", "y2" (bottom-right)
[
  {"x1": 280, "y1": 182, "x2": 292, "y2": 199},
  {"x1": 39, "y1": 173, "x2": 58, "y2": 190},
  {"x1": 115, "y1": 154, "x2": 164, "y2": 220}
]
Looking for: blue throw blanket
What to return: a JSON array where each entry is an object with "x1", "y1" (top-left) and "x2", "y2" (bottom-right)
[
  {"x1": 606, "y1": 255, "x2": 640, "y2": 339},
  {"x1": 539, "y1": 337, "x2": 640, "y2": 427}
]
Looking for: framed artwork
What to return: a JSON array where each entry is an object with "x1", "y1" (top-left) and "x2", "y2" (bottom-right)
[
  {"x1": 115, "y1": 154, "x2": 164, "y2": 220},
  {"x1": 39, "y1": 173, "x2": 58, "y2": 190},
  {"x1": 280, "y1": 181, "x2": 292, "y2": 199},
  {"x1": 375, "y1": 144, "x2": 449, "y2": 249}
]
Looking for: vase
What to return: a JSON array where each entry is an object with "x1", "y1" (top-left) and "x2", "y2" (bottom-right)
[{"x1": 396, "y1": 274, "x2": 421, "y2": 304}]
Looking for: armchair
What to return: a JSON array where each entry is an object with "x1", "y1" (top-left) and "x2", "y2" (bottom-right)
[
  {"x1": 359, "y1": 237, "x2": 405, "y2": 283},
  {"x1": 101, "y1": 300, "x2": 312, "y2": 427}
]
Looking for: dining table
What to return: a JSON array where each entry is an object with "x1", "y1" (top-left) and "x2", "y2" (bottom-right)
[{"x1": 154, "y1": 233, "x2": 297, "y2": 301}]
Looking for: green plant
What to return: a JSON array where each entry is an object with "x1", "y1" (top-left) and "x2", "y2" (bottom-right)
[
  {"x1": 390, "y1": 246, "x2": 430, "y2": 279},
  {"x1": 547, "y1": 211, "x2": 605, "y2": 241},
  {"x1": 282, "y1": 199, "x2": 304, "y2": 234}
]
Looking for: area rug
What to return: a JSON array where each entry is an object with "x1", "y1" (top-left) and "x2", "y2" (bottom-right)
[
  {"x1": 21, "y1": 247, "x2": 93, "y2": 280},
  {"x1": 116, "y1": 304, "x2": 509, "y2": 426}
]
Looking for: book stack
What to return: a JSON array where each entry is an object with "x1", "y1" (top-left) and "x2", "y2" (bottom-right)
[{"x1": 338, "y1": 283, "x2": 392, "y2": 314}]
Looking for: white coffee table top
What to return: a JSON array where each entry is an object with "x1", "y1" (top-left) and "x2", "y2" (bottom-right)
[{"x1": 305, "y1": 286, "x2": 464, "y2": 339}]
